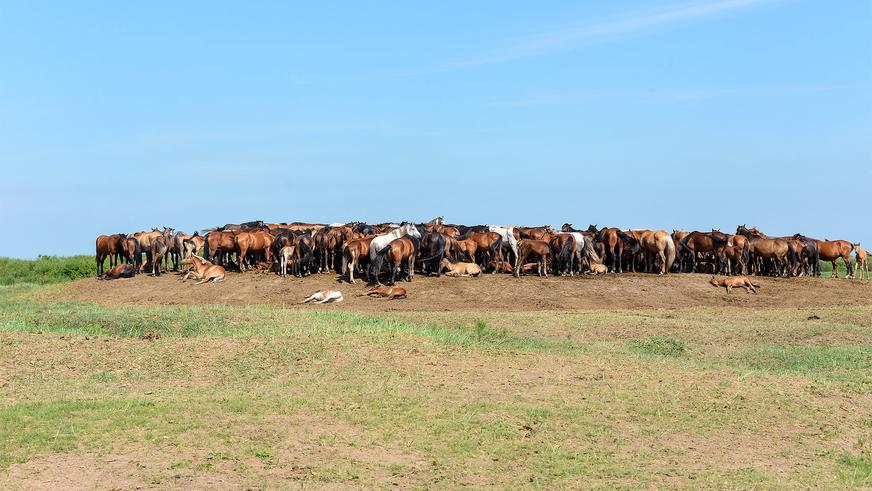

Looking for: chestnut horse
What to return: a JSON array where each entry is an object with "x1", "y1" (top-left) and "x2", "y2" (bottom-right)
[
  {"x1": 371, "y1": 236, "x2": 418, "y2": 285},
  {"x1": 95, "y1": 234, "x2": 125, "y2": 277},
  {"x1": 181, "y1": 255, "x2": 226, "y2": 284},
  {"x1": 514, "y1": 239, "x2": 551, "y2": 277},
  {"x1": 736, "y1": 227, "x2": 793, "y2": 276},
  {"x1": 793, "y1": 234, "x2": 854, "y2": 278},
  {"x1": 342, "y1": 236, "x2": 375, "y2": 284},
  {"x1": 234, "y1": 230, "x2": 274, "y2": 272}
]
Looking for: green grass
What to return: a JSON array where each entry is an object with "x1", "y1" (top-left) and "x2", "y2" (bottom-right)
[
  {"x1": 0, "y1": 256, "x2": 95, "y2": 285},
  {"x1": 0, "y1": 283, "x2": 870, "y2": 487}
]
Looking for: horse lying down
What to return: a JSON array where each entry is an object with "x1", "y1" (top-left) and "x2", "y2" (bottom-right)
[
  {"x1": 181, "y1": 255, "x2": 226, "y2": 284},
  {"x1": 365, "y1": 285, "x2": 407, "y2": 300},
  {"x1": 586, "y1": 262, "x2": 608, "y2": 275},
  {"x1": 99, "y1": 263, "x2": 136, "y2": 280},
  {"x1": 303, "y1": 289, "x2": 344, "y2": 304},
  {"x1": 709, "y1": 276, "x2": 760, "y2": 294},
  {"x1": 439, "y1": 258, "x2": 482, "y2": 277}
]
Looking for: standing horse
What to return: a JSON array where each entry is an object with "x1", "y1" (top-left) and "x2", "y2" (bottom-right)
[
  {"x1": 736, "y1": 227, "x2": 793, "y2": 276},
  {"x1": 95, "y1": 234, "x2": 124, "y2": 277},
  {"x1": 514, "y1": 239, "x2": 552, "y2": 277},
  {"x1": 371, "y1": 236, "x2": 418, "y2": 285},
  {"x1": 487, "y1": 226, "x2": 520, "y2": 272},
  {"x1": 853, "y1": 244, "x2": 868, "y2": 280},
  {"x1": 368, "y1": 223, "x2": 422, "y2": 263},
  {"x1": 342, "y1": 236, "x2": 375, "y2": 284},
  {"x1": 678, "y1": 231, "x2": 719, "y2": 274},
  {"x1": 639, "y1": 230, "x2": 676, "y2": 274},
  {"x1": 793, "y1": 234, "x2": 854, "y2": 278}
]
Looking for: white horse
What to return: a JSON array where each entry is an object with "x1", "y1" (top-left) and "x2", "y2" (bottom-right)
[
  {"x1": 369, "y1": 222, "x2": 422, "y2": 260},
  {"x1": 562, "y1": 232, "x2": 602, "y2": 272},
  {"x1": 487, "y1": 226, "x2": 520, "y2": 265}
]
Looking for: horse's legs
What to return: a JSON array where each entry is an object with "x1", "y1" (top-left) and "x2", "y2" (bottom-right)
[{"x1": 831, "y1": 261, "x2": 838, "y2": 278}]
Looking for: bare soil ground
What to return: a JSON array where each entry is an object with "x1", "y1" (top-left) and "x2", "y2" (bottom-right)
[{"x1": 39, "y1": 270, "x2": 872, "y2": 311}]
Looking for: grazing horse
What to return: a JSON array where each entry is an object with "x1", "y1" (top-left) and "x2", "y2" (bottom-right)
[
  {"x1": 181, "y1": 255, "x2": 226, "y2": 284},
  {"x1": 793, "y1": 234, "x2": 854, "y2": 278},
  {"x1": 342, "y1": 236, "x2": 375, "y2": 284},
  {"x1": 639, "y1": 230, "x2": 676, "y2": 274},
  {"x1": 853, "y1": 244, "x2": 868, "y2": 280},
  {"x1": 371, "y1": 236, "x2": 418, "y2": 285},
  {"x1": 514, "y1": 239, "x2": 551, "y2": 277}
]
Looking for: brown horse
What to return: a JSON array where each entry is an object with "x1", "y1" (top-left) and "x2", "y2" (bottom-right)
[
  {"x1": 371, "y1": 236, "x2": 418, "y2": 285},
  {"x1": 678, "y1": 231, "x2": 719, "y2": 273},
  {"x1": 205, "y1": 230, "x2": 237, "y2": 267},
  {"x1": 453, "y1": 237, "x2": 479, "y2": 263},
  {"x1": 341, "y1": 236, "x2": 375, "y2": 284},
  {"x1": 465, "y1": 232, "x2": 502, "y2": 270},
  {"x1": 365, "y1": 285, "x2": 408, "y2": 300},
  {"x1": 853, "y1": 244, "x2": 868, "y2": 280},
  {"x1": 95, "y1": 234, "x2": 123, "y2": 277},
  {"x1": 596, "y1": 227, "x2": 626, "y2": 273},
  {"x1": 736, "y1": 227, "x2": 792, "y2": 276},
  {"x1": 99, "y1": 262, "x2": 135, "y2": 280},
  {"x1": 234, "y1": 230, "x2": 274, "y2": 272},
  {"x1": 514, "y1": 239, "x2": 551, "y2": 277},
  {"x1": 792, "y1": 234, "x2": 854, "y2": 278}
]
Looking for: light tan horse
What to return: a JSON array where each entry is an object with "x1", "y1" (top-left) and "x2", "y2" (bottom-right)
[
  {"x1": 639, "y1": 230, "x2": 676, "y2": 274},
  {"x1": 181, "y1": 255, "x2": 226, "y2": 284},
  {"x1": 853, "y1": 244, "x2": 868, "y2": 280}
]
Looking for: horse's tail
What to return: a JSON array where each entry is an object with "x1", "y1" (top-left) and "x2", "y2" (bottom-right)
[
  {"x1": 558, "y1": 236, "x2": 574, "y2": 273},
  {"x1": 418, "y1": 237, "x2": 446, "y2": 264},
  {"x1": 665, "y1": 236, "x2": 676, "y2": 272},
  {"x1": 341, "y1": 244, "x2": 349, "y2": 275},
  {"x1": 370, "y1": 244, "x2": 392, "y2": 281},
  {"x1": 582, "y1": 236, "x2": 602, "y2": 264}
]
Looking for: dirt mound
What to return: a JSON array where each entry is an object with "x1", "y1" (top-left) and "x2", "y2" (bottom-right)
[{"x1": 34, "y1": 271, "x2": 872, "y2": 311}]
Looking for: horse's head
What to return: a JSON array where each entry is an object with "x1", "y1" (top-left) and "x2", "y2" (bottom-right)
[
  {"x1": 587, "y1": 224, "x2": 598, "y2": 234},
  {"x1": 406, "y1": 223, "x2": 422, "y2": 239},
  {"x1": 736, "y1": 225, "x2": 751, "y2": 236}
]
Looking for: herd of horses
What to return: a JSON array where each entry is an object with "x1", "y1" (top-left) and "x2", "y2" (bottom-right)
[{"x1": 95, "y1": 218, "x2": 870, "y2": 284}]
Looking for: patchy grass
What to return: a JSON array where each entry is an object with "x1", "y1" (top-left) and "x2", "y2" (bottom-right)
[
  {"x1": 0, "y1": 283, "x2": 870, "y2": 487},
  {"x1": 629, "y1": 335, "x2": 687, "y2": 357}
]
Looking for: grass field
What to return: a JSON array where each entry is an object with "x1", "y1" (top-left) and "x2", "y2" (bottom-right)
[{"x1": 1, "y1": 261, "x2": 871, "y2": 488}]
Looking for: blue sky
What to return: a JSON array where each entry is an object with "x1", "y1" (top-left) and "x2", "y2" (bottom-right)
[{"x1": 1, "y1": 0, "x2": 870, "y2": 258}]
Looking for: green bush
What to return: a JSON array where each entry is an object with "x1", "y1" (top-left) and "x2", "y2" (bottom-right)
[{"x1": 0, "y1": 255, "x2": 95, "y2": 285}]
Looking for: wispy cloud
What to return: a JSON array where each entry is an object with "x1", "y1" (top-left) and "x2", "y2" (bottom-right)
[{"x1": 401, "y1": 0, "x2": 778, "y2": 76}]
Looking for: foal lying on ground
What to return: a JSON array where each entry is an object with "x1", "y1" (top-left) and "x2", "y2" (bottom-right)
[
  {"x1": 303, "y1": 289, "x2": 344, "y2": 304},
  {"x1": 181, "y1": 255, "x2": 226, "y2": 285},
  {"x1": 365, "y1": 285, "x2": 407, "y2": 300},
  {"x1": 709, "y1": 275, "x2": 760, "y2": 294}
]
